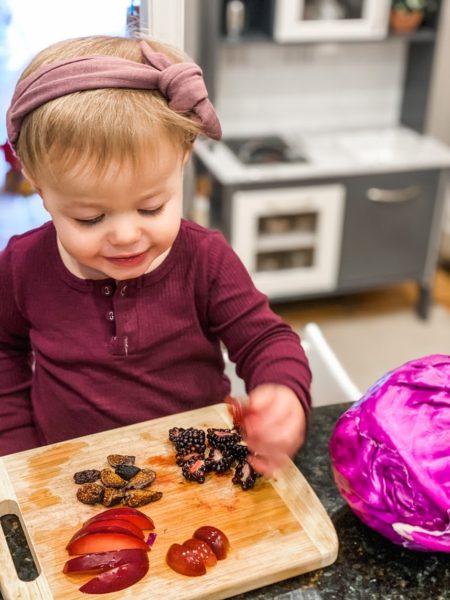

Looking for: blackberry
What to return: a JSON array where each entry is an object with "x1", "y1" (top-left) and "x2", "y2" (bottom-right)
[
  {"x1": 175, "y1": 441, "x2": 206, "y2": 457},
  {"x1": 232, "y1": 460, "x2": 259, "y2": 490},
  {"x1": 230, "y1": 441, "x2": 249, "y2": 462},
  {"x1": 207, "y1": 428, "x2": 241, "y2": 449},
  {"x1": 181, "y1": 456, "x2": 208, "y2": 483},
  {"x1": 175, "y1": 451, "x2": 204, "y2": 467},
  {"x1": 180, "y1": 427, "x2": 206, "y2": 446},
  {"x1": 168, "y1": 427, "x2": 185, "y2": 444},
  {"x1": 171, "y1": 427, "x2": 206, "y2": 454},
  {"x1": 205, "y1": 446, "x2": 233, "y2": 473}
]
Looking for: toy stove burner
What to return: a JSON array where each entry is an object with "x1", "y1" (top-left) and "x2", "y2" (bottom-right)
[{"x1": 223, "y1": 135, "x2": 307, "y2": 165}]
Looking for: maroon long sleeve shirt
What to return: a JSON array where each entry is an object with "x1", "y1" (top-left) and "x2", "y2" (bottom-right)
[{"x1": 0, "y1": 219, "x2": 311, "y2": 456}]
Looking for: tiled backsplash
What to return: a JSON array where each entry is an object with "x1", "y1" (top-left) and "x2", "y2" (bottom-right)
[{"x1": 216, "y1": 39, "x2": 407, "y2": 137}]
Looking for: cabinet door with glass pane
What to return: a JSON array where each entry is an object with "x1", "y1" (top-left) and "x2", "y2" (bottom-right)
[{"x1": 231, "y1": 184, "x2": 345, "y2": 299}]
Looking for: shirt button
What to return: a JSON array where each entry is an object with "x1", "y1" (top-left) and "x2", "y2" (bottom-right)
[
  {"x1": 102, "y1": 285, "x2": 113, "y2": 296},
  {"x1": 120, "y1": 285, "x2": 128, "y2": 297},
  {"x1": 106, "y1": 310, "x2": 115, "y2": 322}
]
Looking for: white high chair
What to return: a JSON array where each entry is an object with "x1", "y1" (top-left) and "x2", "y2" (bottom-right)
[
  {"x1": 301, "y1": 322, "x2": 361, "y2": 407},
  {"x1": 223, "y1": 322, "x2": 361, "y2": 406}
]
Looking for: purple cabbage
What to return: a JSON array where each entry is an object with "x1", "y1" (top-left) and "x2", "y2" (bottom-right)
[{"x1": 329, "y1": 354, "x2": 450, "y2": 552}]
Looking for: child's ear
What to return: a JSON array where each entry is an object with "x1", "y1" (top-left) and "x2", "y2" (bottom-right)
[{"x1": 182, "y1": 149, "x2": 191, "y2": 166}]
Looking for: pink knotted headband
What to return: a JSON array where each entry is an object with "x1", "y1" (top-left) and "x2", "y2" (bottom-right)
[{"x1": 6, "y1": 41, "x2": 222, "y2": 148}]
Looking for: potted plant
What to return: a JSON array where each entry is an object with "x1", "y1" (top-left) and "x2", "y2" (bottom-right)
[{"x1": 390, "y1": 0, "x2": 437, "y2": 33}]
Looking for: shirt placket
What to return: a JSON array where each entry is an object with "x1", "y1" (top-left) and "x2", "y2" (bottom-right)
[{"x1": 101, "y1": 282, "x2": 137, "y2": 356}]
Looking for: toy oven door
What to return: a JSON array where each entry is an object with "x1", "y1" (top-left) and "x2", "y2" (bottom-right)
[{"x1": 273, "y1": 0, "x2": 390, "y2": 43}]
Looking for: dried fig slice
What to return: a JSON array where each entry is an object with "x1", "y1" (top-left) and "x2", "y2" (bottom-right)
[
  {"x1": 73, "y1": 469, "x2": 101, "y2": 484},
  {"x1": 100, "y1": 468, "x2": 128, "y2": 489},
  {"x1": 102, "y1": 488, "x2": 126, "y2": 507},
  {"x1": 115, "y1": 464, "x2": 141, "y2": 481},
  {"x1": 76, "y1": 483, "x2": 104, "y2": 505},
  {"x1": 107, "y1": 454, "x2": 136, "y2": 468},
  {"x1": 125, "y1": 489, "x2": 163, "y2": 507},
  {"x1": 126, "y1": 468, "x2": 156, "y2": 490}
]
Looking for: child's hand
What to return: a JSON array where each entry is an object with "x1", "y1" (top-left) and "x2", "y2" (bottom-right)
[{"x1": 239, "y1": 383, "x2": 306, "y2": 476}]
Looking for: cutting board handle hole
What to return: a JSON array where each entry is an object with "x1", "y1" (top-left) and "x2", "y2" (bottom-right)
[{"x1": 1, "y1": 513, "x2": 40, "y2": 581}]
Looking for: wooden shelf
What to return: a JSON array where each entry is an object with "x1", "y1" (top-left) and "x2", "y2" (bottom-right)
[
  {"x1": 220, "y1": 31, "x2": 272, "y2": 44},
  {"x1": 256, "y1": 231, "x2": 316, "y2": 252},
  {"x1": 220, "y1": 26, "x2": 438, "y2": 47}
]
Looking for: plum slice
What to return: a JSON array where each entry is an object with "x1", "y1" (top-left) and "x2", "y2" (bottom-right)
[
  {"x1": 83, "y1": 507, "x2": 155, "y2": 531},
  {"x1": 67, "y1": 519, "x2": 145, "y2": 547},
  {"x1": 63, "y1": 549, "x2": 148, "y2": 574},
  {"x1": 79, "y1": 557, "x2": 149, "y2": 594},
  {"x1": 67, "y1": 532, "x2": 149, "y2": 556},
  {"x1": 182, "y1": 538, "x2": 217, "y2": 567},
  {"x1": 166, "y1": 543, "x2": 206, "y2": 576},
  {"x1": 193, "y1": 526, "x2": 230, "y2": 560}
]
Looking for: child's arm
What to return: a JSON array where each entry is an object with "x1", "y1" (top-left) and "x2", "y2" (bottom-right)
[
  {"x1": 204, "y1": 231, "x2": 311, "y2": 473},
  {"x1": 0, "y1": 246, "x2": 40, "y2": 456}
]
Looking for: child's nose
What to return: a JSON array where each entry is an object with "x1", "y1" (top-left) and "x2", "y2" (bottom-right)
[{"x1": 108, "y1": 215, "x2": 141, "y2": 246}]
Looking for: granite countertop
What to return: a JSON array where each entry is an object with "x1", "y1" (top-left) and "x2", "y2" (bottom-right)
[
  {"x1": 194, "y1": 127, "x2": 450, "y2": 186},
  {"x1": 228, "y1": 403, "x2": 450, "y2": 600},
  {"x1": 1, "y1": 403, "x2": 449, "y2": 599}
]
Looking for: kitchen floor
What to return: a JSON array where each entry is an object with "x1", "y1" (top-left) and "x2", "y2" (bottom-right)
[
  {"x1": 271, "y1": 269, "x2": 450, "y2": 394},
  {"x1": 272, "y1": 268, "x2": 450, "y2": 328}
]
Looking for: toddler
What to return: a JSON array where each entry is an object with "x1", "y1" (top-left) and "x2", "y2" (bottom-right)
[{"x1": 0, "y1": 35, "x2": 311, "y2": 474}]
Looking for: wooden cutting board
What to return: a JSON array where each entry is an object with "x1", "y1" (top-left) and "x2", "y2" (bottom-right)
[{"x1": 0, "y1": 403, "x2": 338, "y2": 600}]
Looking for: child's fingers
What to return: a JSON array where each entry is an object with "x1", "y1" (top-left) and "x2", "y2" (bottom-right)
[
  {"x1": 248, "y1": 452, "x2": 289, "y2": 477},
  {"x1": 225, "y1": 394, "x2": 257, "y2": 436},
  {"x1": 243, "y1": 412, "x2": 299, "y2": 453},
  {"x1": 247, "y1": 386, "x2": 276, "y2": 412}
]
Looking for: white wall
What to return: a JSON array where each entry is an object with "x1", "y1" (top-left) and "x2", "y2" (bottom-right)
[
  {"x1": 141, "y1": 0, "x2": 185, "y2": 48},
  {"x1": 425, "y1": 0, "x2": 450, "y2": 260},
  {"x1": 426, "y1": 0, "x2": 450, "y2": 143},
  {"x1": 0, "y1": 0, "x2": 130, "y2": 141},
  {"x1": 215, "y1": 39, "x2": 407, "y2": 137}
]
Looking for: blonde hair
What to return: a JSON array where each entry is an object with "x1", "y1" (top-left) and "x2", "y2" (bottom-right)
[{"x1": 15, "y1": 36, "x2": 203, "y2": 183}]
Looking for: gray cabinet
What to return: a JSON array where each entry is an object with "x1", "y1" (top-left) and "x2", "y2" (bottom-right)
[
  {"x1": 201, "y1": 166, "x2": 447, "y2": 318},
  {"x1": 338, "y1": 169, "x2": 439, "y2": 287}
]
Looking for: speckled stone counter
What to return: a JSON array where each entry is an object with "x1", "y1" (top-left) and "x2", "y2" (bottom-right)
[
  {"x1": 229, "y1": 403, "x2": 450, "y2": 600},
  {"x1": 1, "y1": 403, "x2": 449, "y2": 599}
]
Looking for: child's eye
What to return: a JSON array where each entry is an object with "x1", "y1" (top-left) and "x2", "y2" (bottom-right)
[
  {"x1": 75, "y1": 215, "x2": 104, "y2": 226},
  {"x1": 138, "y1": 205, "x2": 163, "y2": 216}
]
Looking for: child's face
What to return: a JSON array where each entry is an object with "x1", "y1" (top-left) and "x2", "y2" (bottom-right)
[{"x1": 30, "y1": 142, "x2": 188, "y2": 281}]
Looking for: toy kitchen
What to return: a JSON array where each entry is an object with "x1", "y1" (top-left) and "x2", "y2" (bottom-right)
[{"x1": 192, "y1": 0, "x2": 450, "y2": 319}]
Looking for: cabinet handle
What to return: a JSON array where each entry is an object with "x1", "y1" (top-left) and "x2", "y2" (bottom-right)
[{"x1": 366, "y1": 185, "x2": 421, "y2": 203}]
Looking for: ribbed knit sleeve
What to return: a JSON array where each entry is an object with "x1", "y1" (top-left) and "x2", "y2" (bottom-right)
[
  {"x1": 0, "y1": 240, "x2": 40, "y2": 456},
  {"x1": 204, "y1": 230, "x2": 311, "y2": 416}
]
